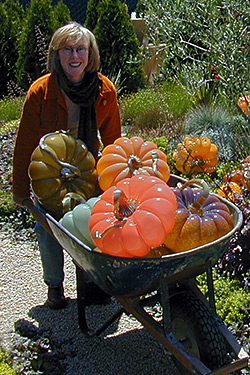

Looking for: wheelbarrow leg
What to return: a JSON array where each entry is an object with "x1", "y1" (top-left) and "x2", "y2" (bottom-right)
[
  {"x1": 75, "y1": 265, "x2": 88, "y2": 334},
  {"x1": 75, "y1": 264, "x2": 124, "y2": 336}
]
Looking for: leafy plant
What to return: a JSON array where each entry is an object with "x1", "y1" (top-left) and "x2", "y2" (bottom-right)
[
  {"x1": 197, "y1": 269, "x2": 250, "y2": 325},
  {"x1": 16, "y1": 0, "x2": 71, "y2": 91},
  {"x1": 0, "y1": 98, "x2": 24, "y2": 123},
  {"x1": 120, "y1": 81, "x2": 192, "y2": 136},
  {"x1": 84, "y1": 0, "x2": 102, "y2": 31},
  {"x1": 0, "y1": 350, "x2": 16, "y2": 375},
  {"x1": 141, "y1": 0, "x2": 250, "y2": 103},
  {"x1": 0, "y1": 0, "x2": 25, "y2": 99},
  {"x1": 93, "y1": 0, "x2": 145, "y2": 94}
]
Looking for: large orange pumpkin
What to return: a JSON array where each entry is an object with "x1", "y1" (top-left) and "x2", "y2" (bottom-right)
[
  {"x1": 96, "y1": 136, "x2": 170, "y2": 191},
  {"x1": 89, "y1": 175, "x2": 177, "y2": 258},
  {"x1": 28, "y1": 131, "x2": 97, "y2": 214},
  {"x1": 174, "y1": 135, "x2": 219, "y2": 175},
  {"x1": 164, "y1": 179, "x2": 234, "y2": 252}
]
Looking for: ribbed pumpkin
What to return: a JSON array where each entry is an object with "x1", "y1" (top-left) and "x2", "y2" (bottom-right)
[
  {"x1": 59, "y1": 197, "x2": 100, "y2": 249},
  {"x1": 174, "y1": 135, "x2": 219, "y2": 175},
  {"x1": 28, "y1": 131, "x2": 97, "y2": 214},
  {"x1": 217, "y1": 182, "x2": 242, "y2": 202},
  {"x1": 164, "y1": 179, "x2": 234, "y2": 252},
  {"x1": 89, "y1": 175, "x2": 177, "y2": 258},
  {"x1": 222, "y1": 158, "x2": 250, "y2": 192},
  {"x1": 242, "y1": 156, "x2": 250, "y2": 191},
  {"x1": 237, "y1": 94, "x2": 250, "y2": 115},
  {"x1": 96, "y1": 136, "x2": 170, "y2": 191}
]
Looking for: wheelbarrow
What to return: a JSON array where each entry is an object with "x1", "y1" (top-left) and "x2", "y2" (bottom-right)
[{"x1": 25, "y1": 175, "x2": 249, "y2": 375}]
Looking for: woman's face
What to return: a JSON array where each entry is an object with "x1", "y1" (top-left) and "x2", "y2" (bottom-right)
[{"x1": 58, "y1": 41, "x2": 89, "y2": 83}]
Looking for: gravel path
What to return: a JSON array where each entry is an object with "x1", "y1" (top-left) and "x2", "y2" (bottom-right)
[{"x1": 0, "y1": 228, "x2": 180, "y2": 375}]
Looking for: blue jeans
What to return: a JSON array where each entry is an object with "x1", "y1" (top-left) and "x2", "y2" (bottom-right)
[{"x1": 35, "y1": 208, "x2": 64, "y2": 287}]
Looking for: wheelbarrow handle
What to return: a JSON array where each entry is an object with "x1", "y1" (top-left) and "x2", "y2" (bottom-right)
[{"x1": 23, "y1": 199, "x2": 54, "y2": 236}]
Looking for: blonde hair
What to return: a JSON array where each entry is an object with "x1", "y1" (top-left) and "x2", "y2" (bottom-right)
[{"x1": 47, "y1": 22, "x2": 100, "y2": 72}]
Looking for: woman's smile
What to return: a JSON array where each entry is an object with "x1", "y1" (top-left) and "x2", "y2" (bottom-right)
[{"x1": 59, "y1": 44, "x2": 89, "y2": 83}]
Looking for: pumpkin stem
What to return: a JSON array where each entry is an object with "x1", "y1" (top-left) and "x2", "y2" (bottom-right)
[
  {"x1": 93, "y1": 218, "x2": 128, "y2": 239},
  {"x1": 93, "y1": 188, "x2": 136, "y2": 239},
  {"x1": 114, "y1": 188, "x2": 136, "y2": 220},
  {"x1": 128, "y1": 154, "x2": 143, "y2": 174},
  {"x1": 180, "y1": 179, "x2": 209, "y2": 211},
  {"x1": 40, "y1": 143, "x2": 81, "y2": 179},
  {"x1": 151, "y1": 151, "x2": 160, "y2": 178}
]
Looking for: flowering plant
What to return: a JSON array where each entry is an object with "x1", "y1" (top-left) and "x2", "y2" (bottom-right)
[{"x1": 195, "y1": 66, "x2": 221, "y2": 105}]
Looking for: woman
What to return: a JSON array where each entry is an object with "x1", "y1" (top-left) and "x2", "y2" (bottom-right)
[{"x1": 13, "y1": 22, "x2": 121, "y2": 309}]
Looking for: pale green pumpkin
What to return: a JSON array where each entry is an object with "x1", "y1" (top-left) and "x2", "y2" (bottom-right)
[{"x1": 59, "y1": 197, "x2": 100, "y2": 249}]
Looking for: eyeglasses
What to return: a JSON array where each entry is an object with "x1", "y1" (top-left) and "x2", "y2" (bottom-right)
[{"x1": 61, "y1": 46, "x2": 88, "y2": 56}]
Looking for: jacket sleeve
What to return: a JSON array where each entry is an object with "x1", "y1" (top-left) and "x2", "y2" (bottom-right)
[
  {"x1": 12, "y1": 87, "x2": 43, "y2": 198},
  {"x1": 97, "y1": 76, "x2": 121, "y2": 148}
]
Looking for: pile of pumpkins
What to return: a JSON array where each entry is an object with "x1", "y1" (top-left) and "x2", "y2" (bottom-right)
[{"x1": 28, "y1": 131, "x2": 234, "y2": 258}]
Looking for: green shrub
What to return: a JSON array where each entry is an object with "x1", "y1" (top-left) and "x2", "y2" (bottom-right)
[
  {"x1": 0, "y1": 190, "x2": 16, "y2": 220},
  {"x1": 0, "y1": 0, "x2": 25, "y2": 99},
  {"x1": 120, "y1": 87, "x2": 169, "y2": 129},
  {"x1": 16, "y1": 0, "x2": 71, "y2": 90},
  {"x1": 0, "y1": 97, "x2": 24, "y2": 124},
  {"x1": 0, "y1": 350, "x2": 16, "y2": 375},
  {"x1": 197, "y1": 269, "x2": 250, "y2": 325},
  {"x1": 94, "y1": 0, "x2": 145, "y2": 94},
  {"x1": 85, "y1": 0, "x2": 102, "y2": 31},
  {"x1": 120, "y1": 81, "x2": 193, "y2": 140}
]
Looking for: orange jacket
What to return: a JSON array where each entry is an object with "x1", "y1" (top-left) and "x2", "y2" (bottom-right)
[{"x1": 13, "y1": 72, "x2": 121, "y2": 198}]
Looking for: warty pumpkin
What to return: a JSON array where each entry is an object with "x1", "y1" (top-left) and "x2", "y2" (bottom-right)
[
  {"x1": 89, "y1": 175, "x2": 177, "y2": 258},
  {"x1": 96, "y1": 136, "x2": 170, "y2": 191},
  {"x1": 237, "y1": 94, "x2": 250, "y2": 115},
  {"x1": 28, "y1": 130, "x2": 97, "y2": 214},
  {"x1": 217, "y1": 182, "x2": 242, "y2": 202},
  {"x1": 164, "y1": 179, "x2": 234, "y2": 252},
  {"x1": 174, "y1": 135, "x2": 219, "y2": 175}
]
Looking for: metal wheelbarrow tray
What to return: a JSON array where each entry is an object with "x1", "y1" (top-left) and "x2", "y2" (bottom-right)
[{"x1": 27, "y1": 175, "x2": 249, "y2": 374}]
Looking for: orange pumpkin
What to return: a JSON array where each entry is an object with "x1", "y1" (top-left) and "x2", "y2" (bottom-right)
[
  {"x1": 222, "y1": 159, "x2": 250, "y2": 192},
  {"x1": 173, "y1": 135, "x2": 219, "y2": 175},
  {"x1": 237, "y1": 94, "x2": 250, "y2": 115},
  {"x1": 242, "y1": 157, "x2": 250, "y2": 191},
  {"x1": 96, "y1": 136, "x2": 170, "y2": 191},
  {"x1": 164, "y1": 179, "x2": 234, "y2": 252},
  {"x1": 89, "y1": 175, "x2": 177, "y2": 258},
  {"x1": 217, "y1": 182, "x2": 242, "y2": 202}
]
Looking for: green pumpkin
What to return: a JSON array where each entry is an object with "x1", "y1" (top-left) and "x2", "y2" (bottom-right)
[
  {"x1": 28, "y1": 130, "x2": 97, "y2": 214},
  {"x1": 59, "y1": 197, "x2": 100, "y2": 249}
]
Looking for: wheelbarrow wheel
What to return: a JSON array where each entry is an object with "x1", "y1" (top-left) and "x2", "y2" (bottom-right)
[{"x1": 170, "y1": 290, "x2": 230, "y2": 374}]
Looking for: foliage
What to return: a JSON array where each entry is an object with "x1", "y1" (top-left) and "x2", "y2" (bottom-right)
[
  {"x1": 216, "y1": 190, "x2": 250, "y2": 286},
  {"x1": 0, "y1": 0, "x2": 25, "y2": 99},
  {"x1": 197, "y1": 269, "x2": 250, "y2": 325},
  {"x1": 15, "y1": 0, "x2": 71, "y2": 91},
  {"x1": 141, "y1": 0, "x2": 250, "y2": 103},
  {"x1": 120, "y1": 81, "x2": 192, "y2": 135},
  {"x1": 84, "y1": 0, "x2": 102, "y2": 31},
  {"x1": 0, "y1": 98, "x2": 24, "y2": 124},
  {"x1": 93, "y1": 0, "x2": 146, "y2": 94},
  {"x1": 0, "y1": 350, "x2": 16, "y2": 375},
  {"x1": 52, "y1": 0, "x2": 71, "y2": 30}
]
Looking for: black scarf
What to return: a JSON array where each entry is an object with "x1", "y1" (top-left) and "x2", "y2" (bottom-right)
[{"x1": 55, "y1": 62, "x2": 101, "y2": 160}]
